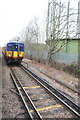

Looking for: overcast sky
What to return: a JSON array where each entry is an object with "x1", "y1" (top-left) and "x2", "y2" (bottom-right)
[{"x1": 0, "y1": 0, "x2": 79, "y2": 46}]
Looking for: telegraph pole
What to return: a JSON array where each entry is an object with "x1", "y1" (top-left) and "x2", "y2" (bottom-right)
[
  {"x1": 66, "y1": 0, "x2": 70, "y2": 53},
  {"x1": 78, "y1": 0, "x2": 80, "y2": 38},
  {"x1": 46, "y1": 0, "x2": 56, "y2": 45}
]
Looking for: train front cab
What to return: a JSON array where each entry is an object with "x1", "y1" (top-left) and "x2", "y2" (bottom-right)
[{"x1": 5, "y1": 43, "x2": 24, "y2": 64}]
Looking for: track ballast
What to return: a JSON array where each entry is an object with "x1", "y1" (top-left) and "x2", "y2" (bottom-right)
[{"x1": 10, "y1": 63, "x2": 80, "y2": 119}]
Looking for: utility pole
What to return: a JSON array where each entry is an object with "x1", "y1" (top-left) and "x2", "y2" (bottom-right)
[
  {"x1": 46, "y1": 0, "x2": 56, "y2": 45},
  {"x1": 78, "y1": 0, "x2": 80, "y2": 38},
  {"x1": 57, "y1": 0, "x2": 61, "y2": 39},
  {"x1": 52, "y1": 0, "x2": 56, "y2": 40},
  {"x1": 46, "y1": 0, "x2": 50, "y2": 42},
  {"x1": 66, "y1": 0, "x2": 70, "y2": 53}
]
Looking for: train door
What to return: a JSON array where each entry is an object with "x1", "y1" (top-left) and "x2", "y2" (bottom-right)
[
  {"x1": 19, "y1": 44, "x2": 24, "y2": 58},
  {"x1": 12, "y1": 44, "x2": 19, "y2": 58}
]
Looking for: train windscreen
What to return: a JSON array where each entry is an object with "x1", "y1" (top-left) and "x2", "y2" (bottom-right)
[
  {"x1": 13, "y1": 45, "x2": 18, "y2": 51},
  {"x1": 7, "y1": 44, "x2": 13, "y2": 51},
  {"x1": 19, "y1": 45, "x2": 24, "y2": 51},
  {"x1": 7, "y1": 43, "x2": 24, "y2": 51}
]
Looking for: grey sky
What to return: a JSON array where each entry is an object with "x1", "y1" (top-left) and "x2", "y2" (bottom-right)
[{"x1": 0, "y1": 0, "x2": 79, "y2": 46}]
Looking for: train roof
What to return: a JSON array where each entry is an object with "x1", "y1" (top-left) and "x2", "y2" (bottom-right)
[{"x1": 7, "y1": 42, "x2": 24, "y2": 44}]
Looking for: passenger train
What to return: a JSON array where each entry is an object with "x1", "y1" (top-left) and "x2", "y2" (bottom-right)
[{"x1": 2, "y1": 42, "x2": 24, "y2": 64}]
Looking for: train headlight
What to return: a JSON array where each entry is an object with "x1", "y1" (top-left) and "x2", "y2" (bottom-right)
[
  {"x1": 19, "y1": 54, "x2": 22, "y2": 57},
  {"x1": 8, "y1": 54, "x2": 11, "y2": 57}
]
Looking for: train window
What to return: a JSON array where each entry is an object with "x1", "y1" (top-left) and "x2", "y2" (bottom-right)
[
  {"x1": 13, "y1": 45, "x2": 18, "y2": 51},
  {"x1": 7, "y1": 45, "x2": 12, "y2": 51},
  {"x1": 7, "y1": 43, "x2": 24, "y2": 51},
  {"x1": 19, "y1": 45, "x2": 24, "y2": 51}
]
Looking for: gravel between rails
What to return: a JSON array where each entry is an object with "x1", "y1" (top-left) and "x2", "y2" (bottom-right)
[{"x1": 11, "y1": 66, "x2": 75, "y2": 118}]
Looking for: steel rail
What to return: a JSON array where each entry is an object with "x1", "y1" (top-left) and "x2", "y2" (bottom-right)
[
  {"x1": 10, "y1": 67, "x2": 43, "y2": 120},
  {"x1": 22, "y1": 61, "x2": 80, "y2": 94},
  {"x1": 20, "y1": 63, "x2": 80, "y2": 118}
]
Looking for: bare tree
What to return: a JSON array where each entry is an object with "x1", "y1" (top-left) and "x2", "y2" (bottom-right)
[
  {"x1": 46, "y1": 0, "x2": 78, "y2": 63},
  {"x1": 21, "y1": 17, "x2": 41, "y2": 58},
  {"x1": 24, "y1": 17, "x2": 40, "y2": 44}
]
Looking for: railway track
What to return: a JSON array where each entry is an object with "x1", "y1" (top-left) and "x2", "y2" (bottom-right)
[
  {"x1": 22, "y1": 61, "x2": 79, "y2": 95},
  {"x1": 10, "y1": 64, "x2": 80, "y2": 119}
]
